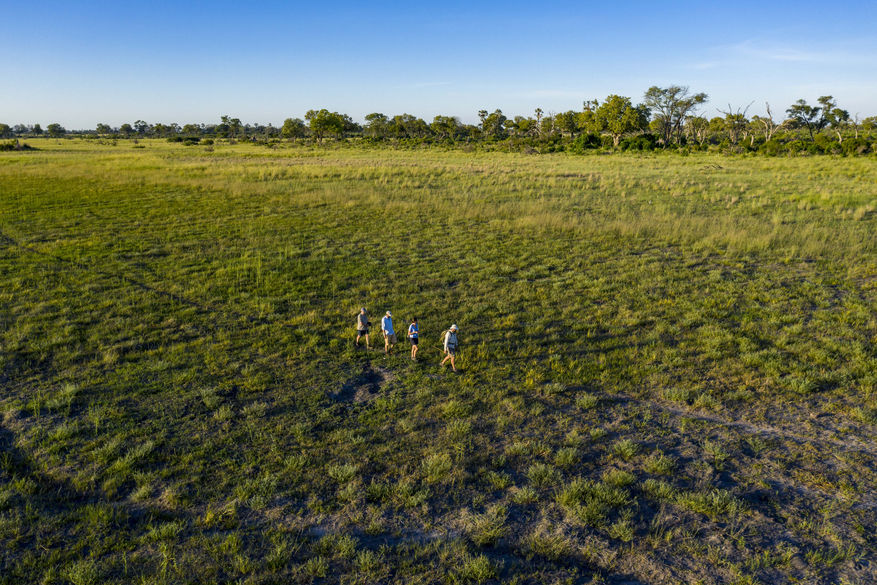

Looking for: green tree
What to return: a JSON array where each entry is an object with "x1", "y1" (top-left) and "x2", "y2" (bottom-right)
[
  {"x1": 0, "y1": 123, "x2": 11, "y2": 138},
  {"x1": 823, "y1": 101, "x2": 850, "y2": 144},
  {"x1": 221, "y1": 116, "x2": 242, "y2": 138},
  {"x1": 305, "y1": 109, "x2": 345, "y2": 142},
  {"x1": 281, "y1": 118, "x2": 306, "y2": 142},
  {"x1": 388, "y1": 114, "x2": 428, "y2": 138},
  {"x1": 95, "y1": 123, "x2": 112, "y2": 135},
  {"x1": 684, "y1": 115, "x2": 710, "y2": 145},
  {"x1": 477, "y1": 110, "x2": 488, "y2": 135},
  {"x1": 861, "y1": 116, "x2": 877, "y2": 139},
  {"x1": 430, "y1": 116, "x2": 458, "y2": 139},
  {"x1": 786, "y1": 99, "x2": 821, "y2": 141},
  {"x1": 643, "y1": 85, "x2": 708, "y2": 145},
  {"x1": 593, "y1": 95, "x2": 650, "y2": 147},
  {"x1": 47, "y1": 123, "x2": 66, "y2": 137},
  {"x1": 556, "y1": 110, "x2": 579, "y2": 139},
  {"x1": 134, "y1": 120, "x2": 150, "y2": 135},
  {"x1": 575, "y1": 100, "x2": 600, "y2": 135},
  {"x1": 181, "y1": 124, "x2": 201, "y2": 136},
  {"x1": 119, "y1": 123, "x2": 133, "y2": 137},
  {"x1": 751, "y1": 103, "x2": 789, "y2": 142},
  {"x1": 483, "y1": 109, "x2": 506, "y2": 137},
  {"x1": 32, "y1": 124, "x2": 43, "y2": 136},
  {"x1": 364, "y1": 113, "x2": 389, "y2": 138}
]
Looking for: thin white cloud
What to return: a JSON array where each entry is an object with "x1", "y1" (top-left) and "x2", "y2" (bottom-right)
[{"x1": 695, "y1": 38, "x2": 877, "y2": 68}]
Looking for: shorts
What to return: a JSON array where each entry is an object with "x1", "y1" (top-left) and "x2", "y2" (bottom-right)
[
  {"x1": 409, "y1": 337, "x2": 418, "y2": 346},
  {"x1": 357, "y1": 329, "x2": 369, "y2": 336},
  {"x1": 446, "y1": 347, "x2": 457, "y2": 357},
  {"x1": 385, "y1": 334, "x2": 397, "y2": 344}
]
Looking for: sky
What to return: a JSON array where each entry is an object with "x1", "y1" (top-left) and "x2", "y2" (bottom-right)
[{"x1": 2, "y1": 0, "x2": 876, "y2": 129}]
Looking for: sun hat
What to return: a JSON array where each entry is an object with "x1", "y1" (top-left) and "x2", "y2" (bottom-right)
[{"x1": 450, "y1": 324, "x2": 458, "y2": 330}]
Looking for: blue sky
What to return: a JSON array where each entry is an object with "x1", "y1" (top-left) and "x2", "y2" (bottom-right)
[{"x1": 3, "y1": 0, "x2": 875, "y2": 128}]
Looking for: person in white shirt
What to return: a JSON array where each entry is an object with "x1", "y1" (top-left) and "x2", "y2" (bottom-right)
[
  {"x1": 381, "y1": 311, "x2": 397, "y2": 355},
  {"x1": 408, "y1": 318, "x2": 419, "y2": 361},
  {"x1": 440, "y1": 324, "x2": 459, "y2": 372}
]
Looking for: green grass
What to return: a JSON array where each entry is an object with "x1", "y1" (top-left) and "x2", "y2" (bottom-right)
[{"x1": 1, "y1": 138, "x2": 877, "y2": 583}]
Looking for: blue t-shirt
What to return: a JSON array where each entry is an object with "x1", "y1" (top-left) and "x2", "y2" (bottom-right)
[
  {"x1": 408, "y1": 323, "x2": 419, "y2": 338},
  {"x1": 381, "y1": 316, "x2": 394, "y2": 335}
]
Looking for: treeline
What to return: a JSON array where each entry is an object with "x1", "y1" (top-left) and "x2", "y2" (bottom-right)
[{"x1": 4, "y1": 86, "x2": 877, "y2": 156}]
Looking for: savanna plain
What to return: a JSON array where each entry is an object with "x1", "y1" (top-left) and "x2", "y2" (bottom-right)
[{"x1": 1, "y1": 140, "x2": 877, "y2": 584}]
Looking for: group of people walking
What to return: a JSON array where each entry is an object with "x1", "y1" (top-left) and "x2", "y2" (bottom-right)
[{"x1": 355, "y1": 308, "x2": 460, "y2": 372}]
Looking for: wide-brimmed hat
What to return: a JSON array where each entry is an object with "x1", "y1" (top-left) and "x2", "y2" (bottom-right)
[{"x1": 450, "y1": 324, "x2": 458, "y2": 330}]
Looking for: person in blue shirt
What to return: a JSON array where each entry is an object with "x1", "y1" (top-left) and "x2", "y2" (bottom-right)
[
  {"x1": 381, "y1": 311, "x2": 397, "y2": 355},
  {"x1": 408, "y1": 317, "x2": 419, "y2": 361}
]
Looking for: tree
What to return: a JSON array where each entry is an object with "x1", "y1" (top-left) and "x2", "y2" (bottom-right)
[
  {"x1": 0, "y1": 124, "x2": 11, "y2": 138},
  {"x1": 181, "y1": 124, "x2": 201, "y2": 136},
  {"x1": 134, "y1": 120, "x2": 150, "y2": 135},
  {"x1": 95, "y1": 123, "x2": 112, "y2": 135},
  {"x1": 477, "y1": 110, "x2": 488, "y2": 135},
  {"x1": 507, "y1": 116, "x2": 535, "y2": 137},
  {"x1": 47, "y1": 123, "x2": 66, "y2": 137},
  {"x1": 281, "y1": 118, "x2": 306, "y2": 142},
  {"x1": 861, "y1": 117, "x2": 877, "y2": 138},
  {"x1": 119, "y1": 123, "x2": 133, "y2": 137},
  {"x1": 534, "y1": 108, "x2": 544, "y2": 137},
  {"x1": 304, "y1": 109, "x2": 345, "y2": 141},
  {"x1": 786, "y1": 100, "x2": 821, "y2": 141},
  {"x1": 593, "y1": 95, "x2": 650, "y2": 147},
  {"x1": 576, "y1": 100, "x2": 600, "y2": 135},
  {"x1": 221, "y1": 116, "x2": 242, "y2": 138},
  {"x1": 643, "y1": 85, "x2": 708, "y2": 145},
  {"x1": 364, "y1": 113, "x2": 389, "y2": 138},
  {"x1": 556, "y1": 110, "x2": 579, "y2": 139},
  {"x1": 823, "y1": 104, "x2": 850, "y2": 144},
  {"x1": 483, "y1": 109, "x2": 506, "y2": 137},
  {"x1": 751, "y1": 103, "x2": 789, "y2": 142},
  {"x1": 716, "y1": 103, "x2": 753, "y2": 145},
  {"x1": 32, "y1": 124, "x2": 43, "y2": 136},
  {"x1": 430, "y1": 116, "x2": 459, "y2": 139},
  {"x1": 684, "y1": 116, "x2": 709, "y2": 145},
  {"x1": 13, "y1": 124, "x2": 28, "y2": 137}
]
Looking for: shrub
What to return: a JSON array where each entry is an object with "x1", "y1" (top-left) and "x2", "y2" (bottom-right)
[
  {"x1": 466, "y1": 505, "x2": 508, "y2": 547},
  {"x1": 576, "y1": 393, "x2": 599, "y2": 410},
  {"x1": 611, "y1": 439, "x2": 639, "y2": 460},
  {"x1": 526, "y1": 463, "x2": 561, "y2": 487},
  {"x1": 571, "y1": 132, "x2": 602, "y2": 153},
  {"x1": 327, "y1": 463, "x2": 358, "y2": 484},
  {"x1": 422, "y1": 453, "x2": 453, "y2": 483}
]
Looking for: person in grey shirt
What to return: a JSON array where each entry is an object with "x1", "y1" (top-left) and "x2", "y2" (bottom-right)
[
  {"x1": 440, "y1": 324, "x2": 459, "y2": 372},
  {"x1": 355, "y1": 308, "x2": 371, "y2": 349},
  {"x1": 381, "y1": 311, "x2": 397, "y2": 355}
]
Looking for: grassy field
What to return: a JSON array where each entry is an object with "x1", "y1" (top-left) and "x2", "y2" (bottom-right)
[{"x1": 1, "y1": 139, "x2": 876, "y2": 584}]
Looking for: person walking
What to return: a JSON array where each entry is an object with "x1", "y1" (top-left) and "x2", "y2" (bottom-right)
[
  {"x1": 355, "y1": 308, "x2": 371, "y2": 349},
  {"x1": 440, "y1": 324, "x2": 459, "y2": 372},
  {"x1": 408, "y1": 318, "x2": 420, "y2": 361},
  {"x1": 381, "y1": 311, "x2": 397, "y2": 355}
]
